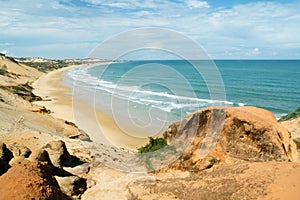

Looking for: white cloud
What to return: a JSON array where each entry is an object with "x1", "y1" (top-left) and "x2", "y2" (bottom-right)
[
  {"x1": 182, "y1": 1, "x2": 300, "y2": 58},
  {"x1": 82, "y1": 0, "x2": 158, "y2": 9},
  {"x1": 0, "y1": 0, "x2": 299, "y2": 59},
  {"x1": 186, "y1": 0, "x2": 210, "y2": 9},
  {"x1": 252, "y1": 48, "x2": 260, "y2": 55}
]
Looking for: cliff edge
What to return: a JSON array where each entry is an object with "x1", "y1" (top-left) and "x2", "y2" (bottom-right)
[{"x1": 163, "y1": 106, "x2": 297, "y2": 171}]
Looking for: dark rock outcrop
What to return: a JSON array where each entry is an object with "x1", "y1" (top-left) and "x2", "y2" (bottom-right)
[
  {"x1": 0, "y1": 158, "x2": 10, "y2": 176},
  {"x1": 0, "y1": 142, "x2": 13, "y2": 175},
  {"x1": 0, "y1": 142, "x2": 13, "y2": 163},
  {"x1": 43, "y1": 140, "x2": 83, "y2": 168}
]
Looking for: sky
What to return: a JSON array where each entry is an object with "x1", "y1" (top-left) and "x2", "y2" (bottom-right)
[{"x1": 0, "y1": 0, "x2": 300, "y2": 59}]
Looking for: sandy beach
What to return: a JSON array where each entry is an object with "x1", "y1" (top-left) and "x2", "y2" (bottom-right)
[{"x1": 32, "y1": 64, "x2": 147, "y2": 150}]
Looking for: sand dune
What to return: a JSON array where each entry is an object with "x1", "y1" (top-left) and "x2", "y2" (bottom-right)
[{"x1": 0, "y1": 55, "x2": 42, "y2": 86}]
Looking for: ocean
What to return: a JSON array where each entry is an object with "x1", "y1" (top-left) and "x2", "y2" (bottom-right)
[{"x1": 63, "y1": 60, "x2": 300, "y2": 137}]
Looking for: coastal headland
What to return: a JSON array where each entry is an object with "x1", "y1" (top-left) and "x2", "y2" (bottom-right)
[{"x1": 0, "y1": 54, "x2": 299, "y2": 199}]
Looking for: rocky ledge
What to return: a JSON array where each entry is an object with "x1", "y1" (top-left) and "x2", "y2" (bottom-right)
[
  {"x1": 0, "y1": 140, "x2": 88, "y2": 200},
  {"x1": 162, "y1": 106, "x2": 298, "y2": 171}
]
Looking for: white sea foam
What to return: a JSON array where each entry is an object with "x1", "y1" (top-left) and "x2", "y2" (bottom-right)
[
  {"x1": 151, "y1": 105, "x2": 172, "y2": 112},
  {"x1": 66, "y1": 66, "x2": 243, "y2": 113},
  {"x1": 238, "y1": 103, "x2": 245, "y2": 106},
  {"x1": 275, "y1": 113, "x2": 287, "y2": 120}
]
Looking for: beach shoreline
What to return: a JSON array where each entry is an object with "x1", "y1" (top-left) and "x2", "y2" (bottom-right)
[{"x1": 32, "y1": 63, "x2": 147, "y2": 150}]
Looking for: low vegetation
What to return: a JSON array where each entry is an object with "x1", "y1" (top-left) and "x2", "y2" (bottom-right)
[
  {"x1": 11, "y1": 85, "x2": 27, "y2": 92},
  {"x1": 137, "y1": 137, "x2": 168, "y2": 154},
  {"x1": 17, "y1": 57, "x2": 104, "y2": 72},
  {"x1": 137, "y1": 137, "x2": 178, "y2": 171},
  {"x1": 209, "y1": 157, "x2": 218, "y2": 164},
  {"x1": 279, "y1": 107, "x2": 300, "y2": 121},
  {"x1": 18, "y1": 59, "x2": 77, "y2": 72},
  {"x1": 0, "y1": 64, "x2": 7, "y2": 75},
  {"x1": 1, "y1": 82, "x2": 42, "y2": 102}
]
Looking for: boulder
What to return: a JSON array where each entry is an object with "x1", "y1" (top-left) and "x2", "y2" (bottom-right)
[
  {"x1": 29, "y1": 149, "x2": 54, "y2": 166},
  {"x1": 163, "y1": 122, "x2": 180, "y2": 144},
  {"x1": 164, "y1": 106, "x2": 296, "y2": 171},
  {"x1": 55, "y1": 176, "x2": 87, "y2": 197},
  {"x1": 63, "y1": 163, "x2": 91, "y2": 175},
  {"x1": 43, "y1": 140, "x2": 82, "y2": 168},
  {"x1": 29, "y1": 149, "x2": 73, "y2": 177},
  {"x1": 7, "y1": 142, "x2": 31, "y2": 158},
  {"x1": 68, "y1": 129, "x2": 92, "y2": 142},
  {"x1": 0, "y1": 162, "x2": 69, "y2": 200}
]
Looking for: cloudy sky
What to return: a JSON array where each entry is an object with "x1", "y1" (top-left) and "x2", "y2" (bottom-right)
[{"x1": 0, "y1": 0, "x2": 299, "y2": 59}]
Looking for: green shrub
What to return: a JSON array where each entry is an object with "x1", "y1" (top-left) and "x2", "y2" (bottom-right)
[
  {"x1": 137, "y1": 137, "x2": 178, "y2": 171},
  {"x1": 279, "y1": 107, "x2": 300, "y2": 121},
  {"x1": 0, "y1": 68, "x2": 5, "y2": 75},
  {"x1": 11, "y1": 85, "x2": 27, "y2": 92},
  {"x1": 188, "y1": 165, "x2": 195, "y2": 171},
  {"x1": 137, "y1": 137, "x2": 167, "y2": 154},
  {"x1": 209, "y1": 157, "x2": 218, "y2": 164},
  {"x1": 0, "y1": 64, "x2": 7, "y2": 75}
]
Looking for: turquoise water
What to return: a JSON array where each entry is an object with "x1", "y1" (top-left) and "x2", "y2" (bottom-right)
[
  {"x1": 64, "y1": 60, "x2": 300, "y2": 135},
  {"x1": 216, "y1": 60, "x2": 300, "y2": 116}
]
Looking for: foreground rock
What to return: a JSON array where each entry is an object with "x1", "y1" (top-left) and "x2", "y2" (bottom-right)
[
  {"x1": 0, "y1": 162, "x2": 69, "y2": 200},
  {"x1": 164, "y1": 106, "x2": 297, "y2": 171},
  {"x1": 0, "y1": 140, "x2": 88, "y2": 199},
  {"x1": 55, "y1": 176, "x2": 87, "y2": 197},
  {"x1": 128, "y1": 162, "x2": 300, "y2": 200},
  {"x1": 43, "y1": 140, "x2": 84, "y2": 168}
]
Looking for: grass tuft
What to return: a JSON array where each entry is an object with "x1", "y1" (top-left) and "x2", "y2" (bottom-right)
[{"x1": 279, "y1": 107, "x2": 300, "y2": 121}]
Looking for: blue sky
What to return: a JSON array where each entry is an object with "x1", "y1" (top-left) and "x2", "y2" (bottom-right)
[{"x1": 0, "y1": 0, "x2": 300, "y2": 59}]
